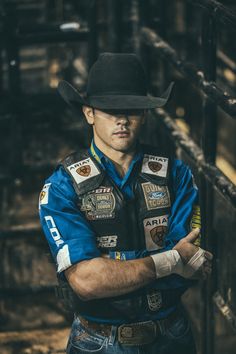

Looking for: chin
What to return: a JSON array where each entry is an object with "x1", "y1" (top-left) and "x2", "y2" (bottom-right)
[{"x1": 113, "y1": 141, "x2": 135, "y2": 152}]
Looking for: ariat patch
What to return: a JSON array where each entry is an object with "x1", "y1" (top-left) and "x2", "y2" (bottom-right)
[
  {"x1": 96, "y1": 235, "x2": 118, "y2": 248},
  {"x1": 141, "y1": 154, "x2": 168, "y2": 178},
  {"x1": 67, "y1": 158, "x2": 100, "y2": 184},
  {"x1": 81, "y1": 187, "x2": 115, "y2": 220},
  {"x1": 147, "y1": 290, "x2": 162, "y2": 311},
  {"x1": 39, "y1": 183, "x2": 51, "y2": 206},
  {"x1": 141, "y1": 183, "x2": 171, "y2": 210},
  {"x1": 143, "y1": 215, "x2": 168, "y2": 251}
]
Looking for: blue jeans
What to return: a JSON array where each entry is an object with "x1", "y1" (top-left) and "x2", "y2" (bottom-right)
[{"x1": 66, "y1": 312, "x2": 196, "y2": 354}]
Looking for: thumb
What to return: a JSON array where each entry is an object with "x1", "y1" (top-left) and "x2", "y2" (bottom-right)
[{"x1": 184, "y1": 228, "x2": 200, "y2": 243}]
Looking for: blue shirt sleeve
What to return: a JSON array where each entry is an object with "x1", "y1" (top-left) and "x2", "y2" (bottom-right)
[
  {"x1": 165, "y1": 159, "x2": 200, "y2": 248},
  {"x1": 39, "y1": 166, "x2": 101, "y2": 273}
]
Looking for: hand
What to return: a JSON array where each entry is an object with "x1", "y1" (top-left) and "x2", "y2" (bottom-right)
[
  {"x1": 173, "y1": 228, "x2": 200, "y2": 264},
  {"x1": 190, "y1": 251, "x2": 213, "y2": 280}
]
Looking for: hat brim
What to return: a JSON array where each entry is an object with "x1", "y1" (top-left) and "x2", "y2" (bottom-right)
[{"x1": 58, "y1": 80, "x2": 174, "y2": 111}]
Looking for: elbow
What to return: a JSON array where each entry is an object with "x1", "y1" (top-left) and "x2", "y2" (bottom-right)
[
  {"x1": 66, "y1": 272, "x2": 98, "y2": 301},
  {"x1": 75, "y1": 282, "x2": 97, "y2": 301}
]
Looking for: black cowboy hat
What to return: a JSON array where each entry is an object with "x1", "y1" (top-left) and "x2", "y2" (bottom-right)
[{"x1": 58, "y1": 52, "x2": 174, "y2": 111}]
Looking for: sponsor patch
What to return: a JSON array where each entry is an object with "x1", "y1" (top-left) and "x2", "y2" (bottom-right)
[
  {"x1": 114, "y1": 252, "x2": 126, "y2": 260},
  {"x1": 96, "y1": 235, "x2": 118, "y2": 248},
  {"x1": 143, "y1": 215, "x2": 168, "y2": 251},
  {"x1": 147, "y1": 290, "x2": 162, "y2": 311},
  {"x1": 45, "y1": 215, "x2": 64, "y2": 247},
  {"x1": 67, "y1": 158, "x2": 100, "y2": 184},
  {"x1": 141, "y1": 183, "x2": 171, "y2": 210},
  {"x1": 141, "y1": 154, "x2": 169, "y2": 178},
  {"x1": 191, "y1": 205, "x2": 201, "y2": 246},
  {"x1": 39, "y1": 183, "x2": 51, "y2": 206},
  {"x1": 81, "y1": 187, "x2": 115, "y2": 220}
]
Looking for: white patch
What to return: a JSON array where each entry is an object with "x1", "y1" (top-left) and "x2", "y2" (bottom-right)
[
  {"x1": 39, "y1": 183, "x2": 51, "y2": 207},
  {"x1": 97, "y1": 235, "x2": 118, "y2": 248},
  {"x1": 143, "y1": 215, "x2": 169, "y2": 251},
  {"x1": 56, "y1": 245, "x2": 72, "y2": 273},
  {"x1": 67, "y1": 158, "x2": 100, "y2": 184},
  {"x1": 45, "y1": 215, "x2": 64, "y2": 247},
  {"x1": 141, "y1": 154, "x2": 168, "y2": 178}
]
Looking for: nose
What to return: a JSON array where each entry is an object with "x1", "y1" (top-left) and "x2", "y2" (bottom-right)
[{"x1": 116, "y1": 114, "x2": 130, "y2": 125}]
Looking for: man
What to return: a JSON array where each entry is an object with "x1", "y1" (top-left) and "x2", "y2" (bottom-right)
[{"x1": 39, "y1": 53, "x2": 212, "y2": 354}]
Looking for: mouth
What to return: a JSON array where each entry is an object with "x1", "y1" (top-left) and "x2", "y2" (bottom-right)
[{"x1": 113, "y1": 131, "x2": 130, "y2": 137}]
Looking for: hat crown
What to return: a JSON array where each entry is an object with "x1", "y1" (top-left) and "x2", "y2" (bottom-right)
[{"x1": 87, "y1": 53, "x2": 147, "y2": 96}]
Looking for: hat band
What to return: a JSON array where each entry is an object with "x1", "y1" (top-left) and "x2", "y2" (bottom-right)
[{"x1": 87, "y1": 90, "x2": 146, "y2": 97}]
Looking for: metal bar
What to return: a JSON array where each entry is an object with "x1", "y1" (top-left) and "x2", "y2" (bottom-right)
[
  {"x1": 123, "y1": 0, "x2": 140, "y2": 53},
  {"x1": 0, "y1": 285, "x2": 56, "y2": 297},
  {"x1": 213, "y1": 291, "x2": 236, "y2": 333},
  {"x1": 201, "y1": 13, "x2": 217, "y2": 163},
  {"x1": 201, "y1": 12, "x2": 217, "y2": 354},
  {"x1": 154, "y1": 108, "x2": 236, "y2": 206},
  {"x1": 17, "y1": 28, "x2": 89, "y2": 45},
  {"x1": 140, "y1": 27, "x2": 236, "y2": 117},
  {"x1": 107, "y1": 0, "x2": 122, "y2": 52},
  {"x1": 188, "y1": 0, "x2": 236, "y2": 31},
  {"x1": 4, "y1": 5, "x2": 21, "y2": 95},
  {"x1": 88, "y1": 0, "x2": 98, "y2": 69},
  {"x1": 0, "y1": 224, "x2": 41, "y2": 239}
]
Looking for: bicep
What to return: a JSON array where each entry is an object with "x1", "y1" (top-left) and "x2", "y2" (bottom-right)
[{"x1": 39, "y1": 176, "x2": 101, "y2": 274}]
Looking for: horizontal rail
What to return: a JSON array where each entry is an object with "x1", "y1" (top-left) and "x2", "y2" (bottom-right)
[
  {"x1": 0, "y1": 222, "x2": 41, "y2": 239},
  {"x1": 188, "y1": 0, "x2": 236, "y2": 31},
  {"x1": 154, "y1": 108, "x2": 236, "y2": 206},
  {"x1": 141, "y1": 27, "x2": 236, "y2": 117},
  {"x1": 1, "y1": 24, "x2": 89, "y2": 45},
  {"x1": 0, "y1": 285, "x2": 56, "y2": 297}
]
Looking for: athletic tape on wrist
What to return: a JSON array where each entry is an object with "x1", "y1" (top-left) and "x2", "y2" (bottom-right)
[
  {"x1": 182, "y1": 248, "x2": 206, "y2": 278},
  {"x1": 150, "y1": 250, "x2": 183, "y2": 278}
]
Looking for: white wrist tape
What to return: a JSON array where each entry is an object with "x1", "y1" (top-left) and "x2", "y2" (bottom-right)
[
  {"x1": 181, "y1": 248, "x2": 206, "y2": 278},
  {"x1": 150, "y1": 250, "x2": 183, "y2": 278}
]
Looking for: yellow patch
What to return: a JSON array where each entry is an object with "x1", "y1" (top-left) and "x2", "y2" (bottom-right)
[{"x1": 191, "y1": 205, "x2": 201, "y2": 246}]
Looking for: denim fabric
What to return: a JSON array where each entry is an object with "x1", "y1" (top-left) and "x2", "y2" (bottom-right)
[{"x1": 66, "y1": 312, "x2": 196, "y2": 354}]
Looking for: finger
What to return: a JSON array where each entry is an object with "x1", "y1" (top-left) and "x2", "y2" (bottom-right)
[
  {"x1": 204, "y1": 251, "x2": 213, "y2": 260},
  {"x1": 184, "y1": 228, "x2": 200, "y2": 243},
  {"x1": 203, "y1": 265, "x2": 212, "y2": 274},
  {"x1": 203, "y1": 259, "x2": 212, "y2": 266}
]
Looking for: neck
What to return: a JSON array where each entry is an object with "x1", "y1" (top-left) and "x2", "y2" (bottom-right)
[{"x1": 93, "y1": 138, "x2": 137, "y2": 177}]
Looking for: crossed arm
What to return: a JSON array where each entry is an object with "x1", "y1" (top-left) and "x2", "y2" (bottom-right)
[{"x1": 65, "y1": 229, "x2": 212, "y2": 301}]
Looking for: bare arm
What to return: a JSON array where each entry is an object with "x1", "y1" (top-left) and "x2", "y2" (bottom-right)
[
  {"x1": 65, "y1": 229, "x2": 212, "y2": 301},
  {"x1": 65, "y1": 256, "x2": 156, "y2": 301}
]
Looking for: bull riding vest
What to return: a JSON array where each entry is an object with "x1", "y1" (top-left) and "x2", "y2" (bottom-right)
[{"x1": 58, "y1": 148, "x2": 187, "y2": 321}]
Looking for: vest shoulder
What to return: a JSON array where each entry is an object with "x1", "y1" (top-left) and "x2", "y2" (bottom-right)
[
  {"x1": 141, "y1": 144, "x2": 171, "y2": 159},
  {"x1": 59, "y1": 149, "x2": 104, "y2": 196},
  {"x1": 60, "y1": 149, "x2": 90, "y2": 167}
]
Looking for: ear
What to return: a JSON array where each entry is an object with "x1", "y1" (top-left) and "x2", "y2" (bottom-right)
[{"x1": 82, "y1": 106, "x2": 95, "y2": 125}]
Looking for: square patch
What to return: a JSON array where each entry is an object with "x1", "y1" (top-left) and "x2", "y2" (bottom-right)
[
  {"x1": 141, "y1": 183, "x2": 171, "y2": 210},
  {"x1": 143, "y1": 215, "x2": 168, "y2": 251},
  {"x1": 141, "y1": 154, "x2": 168, "y2": 178},
  {"x1": 67, "y1": 157, "x2": 100, "y2": 184}
]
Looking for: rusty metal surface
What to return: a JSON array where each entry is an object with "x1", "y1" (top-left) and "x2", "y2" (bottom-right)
[
  {"x1": 188, "y1": 0, "x2": 236, "y2": 31},
  {"x1": 141, "y1": 27, "x2": 236, "y2": 117}
]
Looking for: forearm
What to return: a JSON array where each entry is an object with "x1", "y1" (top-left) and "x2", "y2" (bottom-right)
[{"x1": 65, "y1": 256, "x2": 156, "y2": 300}]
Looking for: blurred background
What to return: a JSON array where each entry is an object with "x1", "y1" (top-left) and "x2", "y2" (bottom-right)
[{"x1": 0, "y1": 0, "x2": 235, "y2": 353}]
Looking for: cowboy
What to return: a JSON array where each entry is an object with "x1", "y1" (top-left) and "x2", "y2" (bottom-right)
[{"x1": 39, "y1": 53, "x2": 212, "y2": 354}]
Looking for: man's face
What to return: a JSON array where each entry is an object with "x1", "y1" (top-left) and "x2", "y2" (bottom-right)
[{"x1": 83, "y1": 107, "x2": 146, "y2": 153}]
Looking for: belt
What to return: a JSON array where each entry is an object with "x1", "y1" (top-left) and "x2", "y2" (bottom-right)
[{"x1": 78, "y1": 308, "x2": 181, "y2": 346}]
